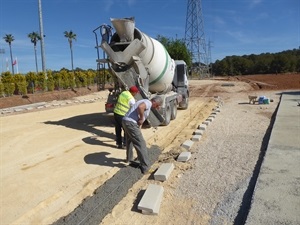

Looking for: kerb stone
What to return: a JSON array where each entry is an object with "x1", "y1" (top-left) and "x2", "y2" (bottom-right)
[
  {"x1": 154, "y1": 163, "x2": 175, "y2": 181},
  {"x1": 181, "y1": 140, "x2": 194, "y2": 150},
  {"x1": 138, "y1": 184, "x2": 164, "y2": 215},
  {"x1": 192, "y1": 135, "x2": 202, "y2": 141},
  {"x1": 177, "y1": 152, "x2": 192, "y2": 162}
]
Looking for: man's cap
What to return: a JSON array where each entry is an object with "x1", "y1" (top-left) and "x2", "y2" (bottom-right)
[{"x1": 129, "y1": 86, "x2": 139, "y2": 93}]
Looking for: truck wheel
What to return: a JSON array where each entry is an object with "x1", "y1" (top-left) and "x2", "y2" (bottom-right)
[
  {"x1": 162, "y1": 103, "x2": 171, "y2": 126},
  {"x1": 171, "y1": 100, "x2": 177, "y2": 120},
  {"x1": 180, "y1": 97, "x2": 189, "y2": 109}
]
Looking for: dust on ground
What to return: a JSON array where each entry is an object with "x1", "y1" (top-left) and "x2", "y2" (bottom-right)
[{"x1": 0, "y1": 73, "x2": 299, "y2": 225}]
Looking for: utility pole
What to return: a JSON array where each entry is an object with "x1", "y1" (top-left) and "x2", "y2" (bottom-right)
[
  {"x1": 38, "y1": 0, "x2": 46, "y2": 76},
  {"x1": 0, "y1": 48, "x2": 4, "y2": 73},
  {"x1": 185, "y1": 0, "x2": 210, "y2": 79}
]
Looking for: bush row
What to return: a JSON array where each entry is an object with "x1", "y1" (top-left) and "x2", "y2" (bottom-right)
[{"x1": 0, "y1": 69, "x2": 111, "y2": 97}]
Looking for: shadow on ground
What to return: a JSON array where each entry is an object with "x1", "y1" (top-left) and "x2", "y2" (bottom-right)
[
  {"x1": 44, "y1": 112, "x2": 117, "y2": 148},
  {"x1": 84, "y1": 151, "x2": 126, "y2": 168}
]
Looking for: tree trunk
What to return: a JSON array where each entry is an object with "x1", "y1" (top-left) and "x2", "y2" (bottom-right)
[
  {"x1": 34, "y1": 45, "x2": 39, "y2": 73},
  {"x1": 9, "y1": 44, "x2": 14, "y2": 75}
]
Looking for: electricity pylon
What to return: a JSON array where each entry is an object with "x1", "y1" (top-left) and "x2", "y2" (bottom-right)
[{"x1": 185, "y1": 0, "x2": 210, "y2": 78}]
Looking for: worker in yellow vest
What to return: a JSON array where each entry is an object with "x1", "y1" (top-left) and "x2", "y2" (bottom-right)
[{"x1": 113, "y1": 86, "x2": 139, "y2": 149}]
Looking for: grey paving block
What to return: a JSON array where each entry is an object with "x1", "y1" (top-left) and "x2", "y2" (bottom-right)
[
  {"x1": 181, "y1": 140, "x2": 194, "y2": 150},
  {"x1": 191, "y1": 135, "x2": 202, "y2": 141},
  {"x1": 2, "y1": 110, "x2": 12, "y2": 114},
  {"x1": 14, "y1": 108, "x2": 24, "y2": 112},
  {"x1": 202, "y1": 120, "x2": 210, "y2": 125},
  {"x1": 214, "y1": 96, "x2": 219, "y2": 100},
  {"x1": 154, "y1": 163, "x2": 175, "y2": 181},
  {"x1": 138, "y1": 184, "x2": 164, "y2": 215},
  {"x1": 198, "y1": 124, "x2": 207, "y2": 130},
  {"x1": 206, "y1": 117, "x2": 214, "y2": 122},
  {"x1": 177, "y1": 152, "x2": 192, "y2": 162},
  {"x1": 193, "y1": 129, "x2": 204, "y2": 135}
]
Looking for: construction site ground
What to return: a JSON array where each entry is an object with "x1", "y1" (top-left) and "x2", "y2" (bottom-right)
[{"x1": 0, "y1": 73, "x2": 299, "y2": 225}]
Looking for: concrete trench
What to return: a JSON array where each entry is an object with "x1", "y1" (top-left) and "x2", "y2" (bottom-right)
[{"x1": 52, "y1": 146, "x2": 161, "y2": 225}]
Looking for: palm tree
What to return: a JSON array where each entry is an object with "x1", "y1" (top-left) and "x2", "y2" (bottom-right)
[
  {"x1": 3, "y1": 34, "x2": 15, "y2": 75},
  {"x1": 64, "y1": 30, "x2": 77, "y2": 72},
  {"x1": 28, "y1": 32, "x2": 41, "y2": 73}
]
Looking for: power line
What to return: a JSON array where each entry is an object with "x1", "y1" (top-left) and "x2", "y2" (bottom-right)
[{"x1": 185, "y1": 0, "x2": 210, "y2": 78}]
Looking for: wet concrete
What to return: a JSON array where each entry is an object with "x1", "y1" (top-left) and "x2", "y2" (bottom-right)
[{"x1": 52, "y1": 146, "x2": 161, "y2": 225}]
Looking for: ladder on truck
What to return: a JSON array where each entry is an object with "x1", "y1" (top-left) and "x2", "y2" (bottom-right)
[{"x1": 93, "y1": 25, "x2": 113, "y2": 91}]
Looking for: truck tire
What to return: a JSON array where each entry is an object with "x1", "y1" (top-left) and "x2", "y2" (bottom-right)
[
  {"x1": 162, "y1": 103, "x2": 171, "y2": 126},
  {"x1": 171, "y1": 100, "x2": 177, "y2": 120},
  {"x1": 180, "y1": 97, "x2": 189, "y2": 110}
]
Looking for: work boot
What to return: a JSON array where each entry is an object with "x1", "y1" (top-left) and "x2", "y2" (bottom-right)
[
  {"x1": 117, "y1": 145, "x2": 124, "y2": 149},
  {"x1": 129, "y1": 160, "x2": 140, "y2": 167}
]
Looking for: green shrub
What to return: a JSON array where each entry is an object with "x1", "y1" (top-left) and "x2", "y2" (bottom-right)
[
  {"x1": 1, "y1": 72, "x2": 15, "y2": 96},
  {"x1": 47, "y1": 72, "x2": 55, "y2": 91},
  {"x1": 13, "y1": 74, "x2": 27, "y2": 95},
  {"x1": 0, "y1": 82, "x2": 4, "y2": 97},
  {"x1": 36, "y1": 72, "x2": 47, "y2": 91}
]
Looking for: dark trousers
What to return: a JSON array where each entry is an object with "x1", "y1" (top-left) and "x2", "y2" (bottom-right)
[
  {"x1": 114, "y1": 113, "x2": 125, "y2": 146},
  {"x1": 122, "y1": 120, "x2": 150, "y2": 172}
]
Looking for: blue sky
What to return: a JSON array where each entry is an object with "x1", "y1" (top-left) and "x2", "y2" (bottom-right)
[{"x1": 0, "y1": 0, "x2": 299, "y2": 74}]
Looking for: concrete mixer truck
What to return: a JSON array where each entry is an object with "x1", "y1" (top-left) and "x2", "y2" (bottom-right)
[{"x1": 93, "y1": 17, "x2": 189, "y2": 127}]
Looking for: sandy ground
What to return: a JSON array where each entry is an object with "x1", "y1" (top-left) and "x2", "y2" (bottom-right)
[
  {"x1": 1, "y1": 80, "x2": 216, "y2": 225},
  {"x1": 1, "y1": 74, "x2": 299, "y2": 225}
]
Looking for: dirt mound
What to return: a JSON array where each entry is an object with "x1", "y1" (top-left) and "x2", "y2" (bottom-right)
[{"x1": 232, "y1": 73, "x2": 300, "y2": 90}]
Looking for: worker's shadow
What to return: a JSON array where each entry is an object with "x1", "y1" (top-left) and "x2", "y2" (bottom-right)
[
  {"x1": 82, "y1": 136, "x2": 116, "y2": 148},
  {"x1": 44, "y1": 112, "x2": 116, "y2": 148},
  {"x1": 84, "y1": 152, "x2": 126, "y2": 168}
]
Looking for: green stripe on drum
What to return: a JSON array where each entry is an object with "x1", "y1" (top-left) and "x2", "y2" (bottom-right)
[{"x1": 149, "y1": 47, "x2": 169, "y2": 86}]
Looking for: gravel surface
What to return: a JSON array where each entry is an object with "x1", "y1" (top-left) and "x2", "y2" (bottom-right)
[
  {"x1": 176, "y1": 90, "x2": 280, "y2": 224},
  {"x1": 97, "y1": 83, "x2": 285, "y2": 225}
]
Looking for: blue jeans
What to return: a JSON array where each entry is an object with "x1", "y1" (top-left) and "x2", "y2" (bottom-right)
[{"x1": 122, "y1": 120, "x2": 150, "y2": 172}]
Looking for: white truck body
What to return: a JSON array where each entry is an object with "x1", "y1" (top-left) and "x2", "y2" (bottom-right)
[{"x1": 96, "y1": 17, "x2": 189, "y2": 127}]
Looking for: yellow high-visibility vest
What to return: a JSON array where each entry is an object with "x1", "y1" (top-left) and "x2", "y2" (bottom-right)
[{"x1": 113, "y1": 91, "x2": 133, "y2": 116}]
